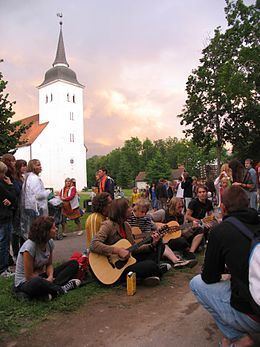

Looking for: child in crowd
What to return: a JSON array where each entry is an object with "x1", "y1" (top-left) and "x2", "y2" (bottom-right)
[
  {"x1": 130, "y1": 187, "x2": 141, "y2": 207},
  {"x1": 127, "y1": 199, "x2": 193, "y2": 268}
]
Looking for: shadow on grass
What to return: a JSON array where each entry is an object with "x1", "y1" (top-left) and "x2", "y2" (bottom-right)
[{"x1": 0, "y1": 277, "x2": 107, "y2": 340}]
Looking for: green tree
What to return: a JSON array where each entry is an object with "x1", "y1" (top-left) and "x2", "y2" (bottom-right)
[
  {"x1": 117, "y1": 154, "x2": 133, "y2": 188},
  {"x1": 146, "y1": 151, "x2": 171, "y2": 183},
  {"x1": 121, "y1": 137, "x2": 142, "y2": 178},
  {"x1": 178, "y1": 0, "x2": 260, "y2": 170},
  {"x1": 141, "y1": 138, "x2": 154, "y2": 168},
  {"x1": 0, "y1": 71, "x2": 31, "y2": 155}
]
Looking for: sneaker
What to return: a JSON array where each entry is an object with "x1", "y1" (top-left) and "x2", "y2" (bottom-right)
[
  {"x1": 143, "y1": 276, "x2": 160, "y2": 287},
  {"x1": 62, "y1": 233, "x2": 67, "y2": 237},
  {"x1": 173, "y1": 259, "x2": 190, "y2": 269},
  {"x1": 62, "y1": 279, "x2": 81, "y2": 293},
  {"x1": 159, "y1": 263, "x2": 172, "y2": 274},
  {"x1": 0, "y1": 270, "x2": 15, "y2": 278},
  {"x1": 77, "y1": 230, "x2": 84, "y2": 236},
  {"x1": 182, "y1": 251, "x2": 196, "y2": 260}
]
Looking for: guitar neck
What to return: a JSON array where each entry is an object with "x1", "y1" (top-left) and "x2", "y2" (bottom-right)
[{"x1": 128, "y1": 235, "x2": 152, "y2": 251}]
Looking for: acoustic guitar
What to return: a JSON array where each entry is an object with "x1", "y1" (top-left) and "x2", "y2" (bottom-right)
[
  {"x1": 132, "y1": 214, "x2": 217, "y2": 243},
  {"x1": 89, "y1": 224, "x2": 174, "y2": 285}
]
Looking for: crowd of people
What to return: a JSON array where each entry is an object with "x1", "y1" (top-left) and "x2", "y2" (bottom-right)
[{"x1": 0, "y1": 155, "x2": 259, "y2": 346}]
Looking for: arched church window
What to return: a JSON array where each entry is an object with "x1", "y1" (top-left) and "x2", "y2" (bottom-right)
[
  {"x1": 67, "y1": 93, "x2": 70, "y2": 102},
  {"x1": 70, "y1": 133, "x2": 75, "y2": 142},
  {"x1": 50, "y1": 93, "x2": 53, "y2": 102},
  {"x1": 45, "y1": 95, "x2": 48, "y2": 103},
  {"x1": 72, "y1": 95, "x2": 76, "y2": 103},
  {"x1": 70, "y1": 112, "x2": 74, "y2": 120}
]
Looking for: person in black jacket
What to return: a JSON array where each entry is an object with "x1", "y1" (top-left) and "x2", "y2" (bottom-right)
[
  {"x1": 190, "y1": 186, "x2": 260, "y2": 347},
  {"x1": 181, "y1": 172, "x2": 193, "y2": 211},
  {"x1": 0, "y1": 161, "x2": 17, "y2": 277}
]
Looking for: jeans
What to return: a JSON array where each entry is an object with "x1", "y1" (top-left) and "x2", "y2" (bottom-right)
[
  {"x1": 0, "y1": 222, "x2": 12, "y2": 273},
  {"x1": 249, "y1": 191, "x2": 257, "y2": 210},
  {"x1": 190, "y1": 275, "x2": 260, "y2": 341},
  {"x1": 17, "y1": 260, "x2": 79, "y2": 299}
]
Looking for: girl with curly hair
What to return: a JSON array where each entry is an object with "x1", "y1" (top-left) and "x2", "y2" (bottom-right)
[{"x1": 14, "y1": 216, "x2": 81, "y2": 300}]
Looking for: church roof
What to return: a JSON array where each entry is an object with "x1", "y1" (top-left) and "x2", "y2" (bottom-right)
[
  {"x1": 38, "y1": 23, "x2": 83, "y2": 88},
  {"x1": 16, "y1": 114, "x2": 49, "y2": 147},
  {"x1": 52, "y1": 26, "x2": 69, "y2": 67}
]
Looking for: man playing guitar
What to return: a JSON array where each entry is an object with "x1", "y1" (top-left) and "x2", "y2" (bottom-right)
[{"x1": 185, "y1": 184, "x2": 214, "y2": 252}]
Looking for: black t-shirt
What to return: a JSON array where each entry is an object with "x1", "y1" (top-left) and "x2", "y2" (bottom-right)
[
  {"x1": 164, "y1": 210, "x2": 184, "y2": 225},
  {"x1": 188, "y1": 198, "x2": 213, "y2": 219}
]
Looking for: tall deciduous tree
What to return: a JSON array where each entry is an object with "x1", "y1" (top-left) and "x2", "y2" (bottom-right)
[
  {"x1": 146, "y1": 151, "x2": 171, "y2": 183},
  {"x1": 178, "y1": 0, "x2": 260, "y2": 170},
  {"x1": 0, "y1": 71, "x2": 31, "y2": 155}
]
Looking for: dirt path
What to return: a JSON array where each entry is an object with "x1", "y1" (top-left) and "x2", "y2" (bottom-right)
[{"x1": 5, "y1": 233, "x2": 222, "y2": 347}]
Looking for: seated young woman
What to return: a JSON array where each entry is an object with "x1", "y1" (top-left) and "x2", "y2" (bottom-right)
[
  {"x1": 14, "y1": 216, "x2": 81, "y2": 300},
  {"x1": 90, "y1": 198, "x2": 165, "y2": 286},
  {"x1": 165, "y1": 197, "x2": 204, "y2": 259},
  {"x1": 127, "y1": 199, "x2": 192, "y2": 268}
]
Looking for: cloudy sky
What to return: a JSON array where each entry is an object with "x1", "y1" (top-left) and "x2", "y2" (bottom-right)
[{"x1": 0, "y1": 0, "x2": 254, "y2": 157}]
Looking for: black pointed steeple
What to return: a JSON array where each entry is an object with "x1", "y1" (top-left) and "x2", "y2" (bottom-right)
[
  {"x1": 53, "y1": 22, "x2": 69, "y2": 67},
  {"x1": 38, "y1": 16, "x2": 84, "y2": 88}
]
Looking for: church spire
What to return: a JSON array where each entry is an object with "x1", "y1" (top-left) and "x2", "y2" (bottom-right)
[{"x1": 53, "y1": 14, "x2": 69, "y2": 67}]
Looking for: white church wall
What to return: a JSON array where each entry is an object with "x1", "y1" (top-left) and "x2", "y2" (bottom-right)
[
  {"x1": 35, "y1": 80, "x2": 86, "y2": 191},
  {"x1": 15, "y1": 146, "x2": 31, "y2": 162}
]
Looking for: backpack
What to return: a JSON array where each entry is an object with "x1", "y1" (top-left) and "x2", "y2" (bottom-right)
[
  {"x1": 70, "y1": 251, "x2": 89, "y2": 281},
  {"x1": 226, "y1": 216, "x2": 260, "y2": 314}
]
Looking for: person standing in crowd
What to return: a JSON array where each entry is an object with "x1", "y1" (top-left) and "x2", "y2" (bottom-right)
[
  {"x1": 244, "y1": 159, "x2": 257, "y2": 210},
  {"x1": 176, "y1": 176, "x2": 184, "y2": 200},
  {"x1": 181, "y1": 172, "x2": 193, "y2": 211},
  {"x1": 214, "y1": 163, "x2": 233, "y2": 206},
  {"x1": 192, "y1": 177, "x2": 198, "y2": 198},
  {"x1": 167, "y1": 181, "x2": 174, "y2": 200},
  {"x1": 12, "y1": 159, "x2": 27, "y2": 261},
  {"x1": 190, "y1": 186, "x2": 260, "y2": 347},
  {"x1": 60, "y1": 178, "x2": 82, "y2": 237},
  {"x1": 98, "y1": 167, "x2": 114, "y2": 199},
  {"x1": 20, "y1": 159, "x2": 50, "y2": 239},
  {"x1": 14, "y1": 216, "x2": 81, "y2": 300},
  {"x1": 0, "y1": 161, "x2": 17, "y2": 277},
  {"x1": 230, "y1": 159, "x2": 254, "y2": 203},
  {"x1": 85, "y1": 192, "x2": 112, "y2": 248},
  {"x1": 156, "y1": 179, "x2": 168, "y2": 210},
  {"x1": 130, "y1": 187, "x2": 141, "y2": 207},
  {"x1": 1, "y1": 154, "x2": 18, "y2": 266},
  {"x1": 149, "y1": 182, "x2": 158, "y2": 210}
]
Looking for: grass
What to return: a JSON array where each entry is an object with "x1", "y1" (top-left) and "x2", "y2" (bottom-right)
[
  {"x1": 0, "y1": 277, "x2": 108, "y2": 339},
  {"x1": 0, "y1": 254, "x2": 203, "y2": 340}
]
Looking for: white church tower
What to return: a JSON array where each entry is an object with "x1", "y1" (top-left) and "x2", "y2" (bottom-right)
[{"x1": 35, "y1": 19, "x2": 86, "y2": 190}]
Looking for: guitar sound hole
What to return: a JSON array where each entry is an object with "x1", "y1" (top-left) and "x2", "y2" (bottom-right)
[{"x1": 115, "y1": 259, "x2": 127, "y2": 269}]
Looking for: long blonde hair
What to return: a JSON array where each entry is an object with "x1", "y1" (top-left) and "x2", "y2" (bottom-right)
[
  {"x1": 27, "y1": 159, "x2": 40, "y2": 174},
  {"x1": 168, "y1": 197, "x2": 182, "y2": 216},
  {"x1": 221, "y1": 163, "x2": 233, "y2": 180}
]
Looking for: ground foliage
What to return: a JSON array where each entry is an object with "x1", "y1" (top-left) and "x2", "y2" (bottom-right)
[
  {"x1": 0, "y1": 71, "x2": 31, "y2": 156},
  {"x1": 178, "y1": 0, "x2": 260, "y2": 168}
]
